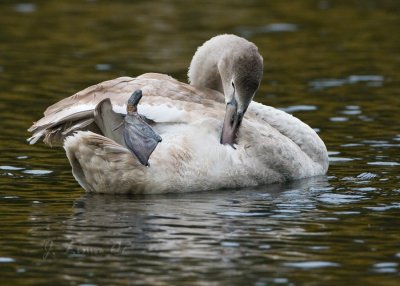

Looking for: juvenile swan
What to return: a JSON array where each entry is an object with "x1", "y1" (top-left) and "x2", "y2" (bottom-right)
[{"x1": 28, "y1": 34, "x2": 329, "y2": 194}]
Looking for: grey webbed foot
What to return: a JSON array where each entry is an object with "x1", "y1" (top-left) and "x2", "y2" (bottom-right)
[{"x1": 123, "y1": 90, "x2": 162, "y2": 166}]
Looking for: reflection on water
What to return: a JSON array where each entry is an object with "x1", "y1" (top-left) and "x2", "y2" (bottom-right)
[
  {"x1": 309, "y1": 75, "x2": 384, "y2": 90},
  {"x1": 236, "y1": 23, "x2": 298, "y2": 37},
  {"x1": 14, "y1": 3, "x2": 36, "y2": 13},
  {"x1": 1, "y1": 0, "x2": 400, "y2": 285}
]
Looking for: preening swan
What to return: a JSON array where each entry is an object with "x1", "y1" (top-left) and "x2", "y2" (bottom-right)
[{"x1": 28, "y1": 34, "x2": 329, "y2": 194}]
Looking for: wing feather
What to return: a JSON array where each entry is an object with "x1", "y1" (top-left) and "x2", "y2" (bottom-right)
[{"x1": 28, "y1": 73, "x2": 224, "y2": 145}]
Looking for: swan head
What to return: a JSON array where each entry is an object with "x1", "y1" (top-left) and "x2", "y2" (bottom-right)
[
  {"x1": 188, "y1": 34, "x2": 263, "y2": 146},
  {"x1": 219, "y1": 51, "x2": 263, "y2": 146}
]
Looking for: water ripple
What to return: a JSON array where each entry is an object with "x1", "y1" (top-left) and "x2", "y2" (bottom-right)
[
  {"x1": 356, "y1": 172, "x2": 378, "y2": 180},
  {"x1": 329, "y1": 157, "x2": 355, "y2": 163},
  {"x1": 0, "y1": 257, "x2": 16, "y2": 263},
  {"x1": 22, "y1": 169, "x2": 53, "y2": 175},
  {"x1": 279, "y1": 105, "x2": 317, "y2": 113},
  {"x1": 309, "y1": 75, "x2": 384, "y2": 90},
  {"x1": 236, "y1": 23, "x2": 298, "y2": 37},
  {"x1": 217, "y1": 211, "x2": 269, "y2": 217},
  {"x1": 367, "y1": 161, "x2": 400, "y2": 166},
  {"x1": 372, "y1": 262, "x2": 398, "y2": 273},
  {"x1": 284, "y1": 261, "x2": 339, "y2": 269},
  {"x1": 96, "y1": 63, "x2": 112, "y2": 71},
  {"x1": 351, "y1": 187, "x2": 377, "y2": 192},
  {"x1": 14, "y1": 3, "x2": 36, "y2": 13},
  {"x1": 317, "y1": 193, "x2": 365, "y2": 204},
  {"x1": 330, "y1": 117, "x2": 348, "y2": 122},
  {"x1": 365, "y1": 203, "x2": 400, "y2": 212},
  {"x1": 0, "y1": 165, "x2": 25, "y2": 171}
]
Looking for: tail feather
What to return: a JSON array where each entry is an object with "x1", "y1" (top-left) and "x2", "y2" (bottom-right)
[{"x1": 64, "y1": 131, "x2": 145, "y2": 193}]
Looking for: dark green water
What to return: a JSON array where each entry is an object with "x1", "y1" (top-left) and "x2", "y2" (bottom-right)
[{"x1": 1, "y1": 1, "x2": 400, "y2": 285}]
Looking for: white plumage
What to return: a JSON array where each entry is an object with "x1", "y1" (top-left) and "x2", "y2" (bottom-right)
[{"x1": 28, "y1": 34, "x2": 328, "y2": 194}]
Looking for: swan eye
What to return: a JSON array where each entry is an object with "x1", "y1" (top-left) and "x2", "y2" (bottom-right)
[{"x1": 231, "y1": 81, "x2": 235, "y2": 88}]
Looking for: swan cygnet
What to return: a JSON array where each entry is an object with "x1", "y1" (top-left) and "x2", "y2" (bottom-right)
[{"x1": 28, "y1": 34, "x2": 329, "y2": 194}]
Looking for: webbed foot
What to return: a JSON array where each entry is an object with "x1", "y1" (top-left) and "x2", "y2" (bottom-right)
[{"x1": 123, "y1": 90, "x2": 162, "y2": 166}]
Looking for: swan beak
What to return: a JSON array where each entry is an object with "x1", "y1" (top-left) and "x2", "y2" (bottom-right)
[{"x1": 221, "y1": 99, "x2": 242, "y2": 147}]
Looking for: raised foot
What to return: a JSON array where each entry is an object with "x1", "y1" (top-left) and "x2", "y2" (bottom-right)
[{"x1": 123, "y1": 90, "x2": 162, "y2": 166}]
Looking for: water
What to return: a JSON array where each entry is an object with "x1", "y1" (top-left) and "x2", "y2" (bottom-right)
[{"x1": 1, "y1": 0, "x2": 400, "y2": 285}]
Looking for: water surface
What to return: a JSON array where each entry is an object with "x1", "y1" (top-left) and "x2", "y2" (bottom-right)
[{"x1": 1, "y1": 1, "x2": 400, "y2": 285}]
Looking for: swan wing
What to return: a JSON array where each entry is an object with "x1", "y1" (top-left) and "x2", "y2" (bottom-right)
[
  {"x1": 247, "y1": 101, "x2": 329, "y2": 172},
  {"x1": 28, "y1": 73, "x2": 224, "y2": 145}
]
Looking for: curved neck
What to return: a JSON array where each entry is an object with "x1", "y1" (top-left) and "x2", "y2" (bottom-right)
[
  {"x1": 187, "y1": 34, "x2": 263, "y2": 107},
  {"x1": 188, "y1": 48, "x2": 226, "y2": 94}
]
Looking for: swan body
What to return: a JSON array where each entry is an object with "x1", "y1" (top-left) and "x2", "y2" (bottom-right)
[{"x1": 28, "y1": 34, "x2": 329, "y2": 194}]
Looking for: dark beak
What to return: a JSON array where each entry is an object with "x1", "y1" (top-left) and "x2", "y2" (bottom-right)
[{"x1": 221, "y1": 99, "x2": 243, "y2": 147}]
